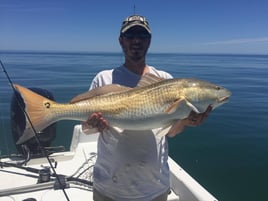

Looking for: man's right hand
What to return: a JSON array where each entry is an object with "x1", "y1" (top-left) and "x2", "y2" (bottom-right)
[{"x1": 82, "y1": 112, "x2": 109, "y2": 133}]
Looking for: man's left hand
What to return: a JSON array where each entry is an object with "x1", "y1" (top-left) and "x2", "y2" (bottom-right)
[{"x1": 167, "y1": 105, "x2": 213, "y2": 137}]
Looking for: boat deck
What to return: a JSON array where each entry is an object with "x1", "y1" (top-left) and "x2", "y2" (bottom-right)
[{"x1": 0, "y1": 125, "x2": 217, "y2": 201}]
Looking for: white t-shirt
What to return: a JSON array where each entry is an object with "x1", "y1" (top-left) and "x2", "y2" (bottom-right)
[{"x1": 90, "y1": 65, "x2": 173, "y2": 201}]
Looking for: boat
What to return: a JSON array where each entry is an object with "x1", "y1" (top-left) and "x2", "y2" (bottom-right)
[
  {"x1": 0, "y1": 125, "x2": 218, "y2": 201},
  {"x1": 0, "y1": 87, "x2": 218, "y2": 201}
]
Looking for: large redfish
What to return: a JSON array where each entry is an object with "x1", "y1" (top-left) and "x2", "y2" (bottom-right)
[{"x1": 13, "y1": 74, "x2": 231, "y2": 144}]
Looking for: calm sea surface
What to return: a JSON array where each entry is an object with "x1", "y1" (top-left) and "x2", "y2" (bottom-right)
[{"x1": 0, "y1": 52, "x2": 267, "y2": 201}]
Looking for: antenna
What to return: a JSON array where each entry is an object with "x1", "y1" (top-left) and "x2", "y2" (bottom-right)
[{"x1": 133, "y1": 3, "x2": 136, "y2": 14}]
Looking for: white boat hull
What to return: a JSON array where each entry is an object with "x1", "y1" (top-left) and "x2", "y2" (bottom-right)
[{"x1": 0, "y1": 125, "x2": 217, "y2": 201}]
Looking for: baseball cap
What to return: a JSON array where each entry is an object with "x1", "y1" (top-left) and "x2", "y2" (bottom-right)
[{"x1": 120, "y1": 15, "x2": 151, "y2": 35}]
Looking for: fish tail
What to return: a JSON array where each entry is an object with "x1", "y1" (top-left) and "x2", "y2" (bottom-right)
[{"x1": 13, "y1": 84, "x2": 56, "y2": 144}]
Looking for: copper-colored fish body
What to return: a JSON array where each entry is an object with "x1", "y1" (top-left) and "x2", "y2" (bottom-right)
[{"x1": 13, "y1": 74, "x2": 231, "y2": 144}]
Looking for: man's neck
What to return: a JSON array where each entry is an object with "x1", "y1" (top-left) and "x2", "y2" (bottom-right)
[{"x1": 124, "y1": 60, "x2": 149, "y2": 76}]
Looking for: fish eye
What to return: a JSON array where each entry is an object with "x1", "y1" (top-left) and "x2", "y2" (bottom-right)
[{"x1": 216, "y1": 86, "x2": 221, "y2": 90}]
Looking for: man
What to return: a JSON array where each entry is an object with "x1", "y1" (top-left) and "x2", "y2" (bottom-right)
[{"x1": 84, "y1": 15, "x2": 211, "y2": 201}]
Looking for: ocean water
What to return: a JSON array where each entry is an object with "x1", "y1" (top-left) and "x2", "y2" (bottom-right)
[{"x1": 0, "y1": 51, "x2": 267, "y2": 201}]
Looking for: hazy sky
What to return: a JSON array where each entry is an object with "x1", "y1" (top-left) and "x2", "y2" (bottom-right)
[{"x1": 1, "y1": 0, "x2": 268, "y2": 54}]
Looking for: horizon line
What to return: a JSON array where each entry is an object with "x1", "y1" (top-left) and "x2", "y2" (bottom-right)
[{"x1": 1, "y1": 49, "x2": 268, "y2": 56}]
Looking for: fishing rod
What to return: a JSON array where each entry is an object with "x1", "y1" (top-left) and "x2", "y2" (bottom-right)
[{"x1": 0, "y1": 59, "x2": 71, "y2": 201}]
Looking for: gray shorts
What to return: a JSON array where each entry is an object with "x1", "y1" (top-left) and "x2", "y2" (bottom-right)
[{"x1": 93, "y1": 188, "x2": 169, "y2": 201}]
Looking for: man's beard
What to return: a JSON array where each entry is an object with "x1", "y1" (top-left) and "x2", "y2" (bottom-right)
[{"x1": 129, "y1": 47, "x2": 147, "y2": 61}]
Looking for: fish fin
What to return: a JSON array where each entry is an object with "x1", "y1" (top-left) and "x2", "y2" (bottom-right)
[
  {"x1": 108, "y1": 126, "x2": 124, "y2": 135},
  {"x1": 156, "y1": 120, "x2": 186, "y2": 138},
  {"x1": 167, "y1": 95, "x2": 201, "y2": 114},
  {"x1": 70, "y1": 85, "x2": 131, "y2": 103},
  {"x1": 166, "y1": 120, "x2": 185, "y2": 137},
  {"x1": 155, "y1": 123, "x2": 174, "y2": 137},
  {"x1": 137, "y1": 73, "x2": 165, "y2": 87},
  {"x1": 13, "y1": 84, "x2": 56, "y2": 144},
  {"x1": 165, "y1": 98, "x2": 186, "y2": 114},
  {"x1": 81, "y1": 124, "x2": 124, "y2": 136},
  {"x1": 185, "y1": 100, "x2": 200, "y2": 113}
]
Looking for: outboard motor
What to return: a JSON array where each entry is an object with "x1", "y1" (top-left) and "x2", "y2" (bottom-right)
[{"x1": 10, "y1": 88, "x2": 56, "y2": 156}]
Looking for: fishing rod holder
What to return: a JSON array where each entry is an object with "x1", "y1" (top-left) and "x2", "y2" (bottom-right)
[
  {"x1": 37, "y1": 166, "x2": 51, "y2": 183},
  {"x1": 54, "y1": 175, "x2": 69, "y2": 190}
]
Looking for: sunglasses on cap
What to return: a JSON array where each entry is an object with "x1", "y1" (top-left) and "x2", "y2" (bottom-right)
[{"x1": 122, "y1": 32, "x2": 151, "y2": 40}]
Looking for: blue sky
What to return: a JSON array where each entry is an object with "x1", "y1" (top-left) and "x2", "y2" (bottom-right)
[{"x1": 0, "y1": 0, "x2": 268, "y2": 54}]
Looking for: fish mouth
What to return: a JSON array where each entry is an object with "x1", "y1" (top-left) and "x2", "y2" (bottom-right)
[
  {"x1": 211, "y1": 96, "x2": 230, "y2": 110},
  {"x1": 219, "y1": 89, "x2": 232, "y2": 103},
  {"x1": 219, "y1": 96, "x2": 230, "y2": 103}
]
